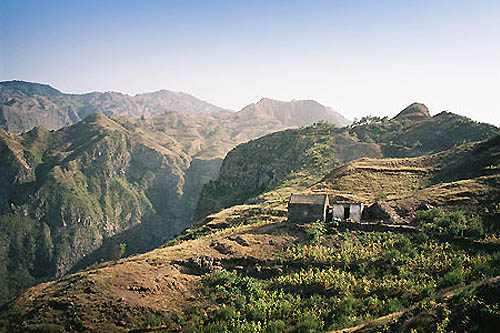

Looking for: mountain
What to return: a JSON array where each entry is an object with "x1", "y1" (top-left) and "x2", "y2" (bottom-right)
[
  {"x1": 0, "y1": 93, "x2": 499, "y2": 327},
  {"x1": 234, "y1": 98, "x2": 350, "y2": 128},
  {"x1": 0, "y1": 81, "x2": 352, "y2": 134},
  {"x1": 1, "y1": 129, "x2": 499, "y2": 332},
  {"x1": 0, "y1": 113, "x2": 197, "y2": 303},
  {"x1": 0, "y1": 81, "x2": 230, "y2": 133},
  {"x1": 0, "y1": 93, "x2": 352, "y2": 304}
]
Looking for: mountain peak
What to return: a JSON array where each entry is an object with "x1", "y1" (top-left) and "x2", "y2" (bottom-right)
[
  {"x1": 239, "y1": 98, "x2": 350, "y2": 127},
  {"x1": 393, "y1": 103, "x2": 431, "y2": 121}
]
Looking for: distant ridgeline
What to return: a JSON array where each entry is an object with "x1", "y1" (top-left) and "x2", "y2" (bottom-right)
[{"x1": 0, "y1": 81, "x2": 349, "y2": 133}]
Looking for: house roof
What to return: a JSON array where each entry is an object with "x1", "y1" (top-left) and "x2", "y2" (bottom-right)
[
  {"x1": 332, "y1": 201, "x2": 362, "y2": 205},
  {"x1": 289, "y1": 193, "x2": 328, "y2": 205}
]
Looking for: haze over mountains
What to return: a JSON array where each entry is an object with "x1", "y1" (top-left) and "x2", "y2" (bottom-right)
[
  {"x1": 0, "y1": 81, "x2": 349, "y2": 133},
  {"x1": 0, "y1": 80, "x2": 350, "y2": 303}
]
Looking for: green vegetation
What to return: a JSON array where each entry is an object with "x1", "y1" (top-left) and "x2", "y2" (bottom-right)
[
  {"x1": 150, "y1": 217, "x2": 500, "y2": 332},
  {"x1": 348, "y1": 114, "x2": 499, "y2": 157},
  {"x1": 415, "y1": 208, "x2": 485, "y2": 238},
  {"x1": 0, "y1": 214, "x2": 54, "y2": 303},
  {"x1": 110, "y1": 242, "x2": 126, "y2": 261}
]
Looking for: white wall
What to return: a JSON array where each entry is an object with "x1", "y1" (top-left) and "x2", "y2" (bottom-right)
[{"x1": 332, "y1": 204, "x2": 362, "y2": 222}]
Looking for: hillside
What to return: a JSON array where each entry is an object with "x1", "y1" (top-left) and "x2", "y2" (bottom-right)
[
  {"x1": 1, "y1": 135, "x2": 499, "y2": 332},
  {"x1": 196, "y1": 109, "x2": 499, "y2": 219},
  {"x1": 348, "y1": 109, "x2": 497, "y2": 157},
  {"x1": 0, "y1": 113, "x2": 198, "y2": 303}
]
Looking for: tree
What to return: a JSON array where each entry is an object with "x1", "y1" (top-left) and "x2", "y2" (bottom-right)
[{"x1": 110, "y1": 242, "x2": 126, "y2": 261}]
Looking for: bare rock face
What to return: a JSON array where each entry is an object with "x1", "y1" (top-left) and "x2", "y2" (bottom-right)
[
  {"x1": 393, "y1": 103, "x2": 431, "y2": 122},
  {"x1": 362, "y1": 201, "x2": 403, "y2": 224}
]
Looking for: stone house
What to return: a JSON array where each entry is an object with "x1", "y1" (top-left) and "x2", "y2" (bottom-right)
[
  {"x1": 288, "y1": 193, "x2": 329, "y2": 223},
  {"x1": 288, "y1": 193, "x2": 363, "y2": 223}
]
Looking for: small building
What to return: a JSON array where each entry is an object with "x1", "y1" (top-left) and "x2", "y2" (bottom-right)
[
  {"x1": 331, "y1": 201, "x2": 362, "y2": 222},
  {"x1": 288, "y1": 193, "x2": 329, "y2": 223}
]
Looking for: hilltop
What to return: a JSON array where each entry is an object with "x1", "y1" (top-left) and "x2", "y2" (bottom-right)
[
  {"x1": 235, "y1": 98, "x2": 349, "y2": 128},
  {"x1": 196, "y1": 112, "x2": 498, "y2": 219}
]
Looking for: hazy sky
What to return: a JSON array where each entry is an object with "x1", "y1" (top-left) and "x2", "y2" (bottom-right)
[{"x1": 1, "y1": 0, "x2": 499, "y2": 125}]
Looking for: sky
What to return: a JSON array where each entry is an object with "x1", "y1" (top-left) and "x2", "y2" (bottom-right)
[{"x1": 1, "y1": 0, "x2": 499, "y2": 125}]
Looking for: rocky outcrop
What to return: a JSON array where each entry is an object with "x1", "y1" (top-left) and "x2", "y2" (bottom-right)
[
  {"x1": 361, "y1": 201, "x2": 404, "y2": 223},
  {"x1": 392, "y1": 102, "x2": 431, "y2": 121}
]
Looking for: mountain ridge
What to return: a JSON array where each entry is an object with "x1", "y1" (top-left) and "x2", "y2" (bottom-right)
[
  {"x1": 0, "y1": 81, "x2": 231, "y2": 133},
  {"x1": 0, "y1": 81, "x2": 351, "y2": 133}
]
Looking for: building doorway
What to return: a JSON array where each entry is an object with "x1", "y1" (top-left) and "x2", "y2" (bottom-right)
[{"x1": 344, "y1": 206, "x2": 350, "y2": 220}]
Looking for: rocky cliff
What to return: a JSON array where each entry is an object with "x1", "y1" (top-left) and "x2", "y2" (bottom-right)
[{"x1": 0, "y1": 113, "x2": 198, "y2": 302}]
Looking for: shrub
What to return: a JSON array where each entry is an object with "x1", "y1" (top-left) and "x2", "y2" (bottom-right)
[
  {"x1": 436, "y1": 211, "x2": 466, "y2": 237},
  {"x1": 110, "y1": 242, "x2": 126, "y2": 261},
  {"x1": 439, "y1": 269, "x2": 464, "y2": 288},
  {"x1": 306, "y1": 221, "x2": 326, "y2": 245},
  {"x1": 264, "y1": 320, "x2": 285, "y2": 333},
  {"x1": 294, "y1": 313, "x2": 323, "y2": 333},
  {"x1": 466, "y1": 217, "x2": 484, "y2": 238},
  {"x1": 387, "y1": 297, "x2": 405, "y2": 313},
  {"x1": 415, "y1": 208, "x2": 443, "y2": 225}
]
